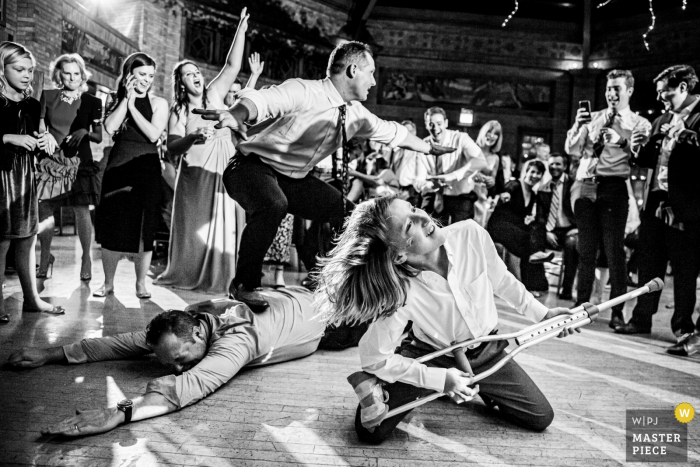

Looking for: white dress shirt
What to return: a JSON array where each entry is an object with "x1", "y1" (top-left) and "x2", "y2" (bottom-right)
[
  {"x1": 415, "y1": 129, "x2": 486, "y2": 196},
  {"x1": 237, "y1": 78, "x2": 408, "y2": 179},
  {"x1": 565, "y1": 106, "x2": 651, "y2": 179},
  {"x1": 359, "y1": 220, "x2": 548, "y2": 392},
  {"x1": 390, "y1": 147, "x2": 420, "y2": 188}
]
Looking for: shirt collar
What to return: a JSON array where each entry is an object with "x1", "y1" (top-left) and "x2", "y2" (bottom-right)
[
  {"x1": 674, "y1": 95, "x2": 700, "y2": 116},
  {"x1": 608, "y1": 106, "x2": 632, "y2": 118},
  {"x1": 322, "y1": 78, "x2": 348, "y2": 108}
]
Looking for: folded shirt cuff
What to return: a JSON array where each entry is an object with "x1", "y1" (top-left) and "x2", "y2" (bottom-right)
[
  {"x1": 236, "y1": 89, "x2": 263, "y2": 124},
  {"x1": 63, "y1": 342, "x2": 88, "y2": 364},
  {"x1": 425, "y1": 367, "x2": 447, "y2": 393},
  {"x1": 388, "y1": 123, "x2": 409, "y2": 148},
  {"x1": 523, "y1": 297, "x2": 549, "y2": 323},
  {"x1": 145, "y1": 375, "x2": 182, "y2": 409}
]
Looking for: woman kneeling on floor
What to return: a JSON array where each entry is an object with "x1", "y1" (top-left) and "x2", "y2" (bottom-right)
[{"x1": 314, "y1": 195, "x2": 577, "y2": 443}]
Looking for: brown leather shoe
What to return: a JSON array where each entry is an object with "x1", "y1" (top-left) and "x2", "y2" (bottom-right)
[{"x1": 229, "y1": 282, "x2": 269, "y2": 313}]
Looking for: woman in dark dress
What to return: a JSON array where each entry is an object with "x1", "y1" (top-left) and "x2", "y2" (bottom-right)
[
  {"x1": 36, "y1": 53, "x2": 103, "y2": 280},
  {"x1": 0, "y1": 41, "x2": 64, "y2": 317},
  {"x1": 96, "y1": 52, "x2": 168, "y2": 298},
  {"x1": 487, "y1": 160, "x2": 551, "y2": 294}
]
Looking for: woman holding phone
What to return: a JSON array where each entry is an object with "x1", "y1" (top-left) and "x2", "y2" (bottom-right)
[{"x1": 95, "y1": 52, "x2": 168, "y2": 298}]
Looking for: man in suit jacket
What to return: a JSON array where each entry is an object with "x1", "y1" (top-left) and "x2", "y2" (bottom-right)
[
  {"x1": 537, "y1": 153, "x2": 578, "y2": 300},
  {"x1": 616, "y1": 65, "x2": 700, "y2": 358}
]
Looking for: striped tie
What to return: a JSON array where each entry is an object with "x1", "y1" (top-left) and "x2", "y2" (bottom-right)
[{"x1": 546, "y1": 183, "x2": 559, "y2": 232}]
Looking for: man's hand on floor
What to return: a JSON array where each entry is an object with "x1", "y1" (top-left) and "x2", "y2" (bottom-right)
[{"x1": 42, "y1": 407, "x2": 123, "y2": 437}]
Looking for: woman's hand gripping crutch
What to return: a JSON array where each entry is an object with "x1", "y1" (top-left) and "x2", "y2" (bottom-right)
[{"x1": 384, "y1": 278, "x2": 664, "y2": 419}]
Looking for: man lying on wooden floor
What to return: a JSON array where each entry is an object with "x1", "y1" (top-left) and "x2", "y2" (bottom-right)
[{"x1": 7, "y1": 287, "x2": 353, "y2": 437}]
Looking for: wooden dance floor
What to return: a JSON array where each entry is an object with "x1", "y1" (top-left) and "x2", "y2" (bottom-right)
[{"x1": 1, "y1": 235, "x2": 699, "y2": 466}]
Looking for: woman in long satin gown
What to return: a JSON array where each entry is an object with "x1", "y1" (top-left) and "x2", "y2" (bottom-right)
[{"x1": 156, "y1": 9, "x2": 263, "y2": 294}]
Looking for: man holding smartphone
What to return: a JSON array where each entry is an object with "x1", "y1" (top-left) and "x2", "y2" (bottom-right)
[{"x1": 565, "y1": 70, "x2": 651, "y2": 329}]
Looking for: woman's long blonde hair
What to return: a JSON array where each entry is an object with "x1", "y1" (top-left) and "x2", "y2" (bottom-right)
[
  {"x1": 476, "y1": 120, "x2": 503, "y2": 153},
  {"x1": 0, "y1": 41, "x2": 35, "y2": 97},
  {"x1": 314, "y1": 195, "x2": 419, "y2": 326}
]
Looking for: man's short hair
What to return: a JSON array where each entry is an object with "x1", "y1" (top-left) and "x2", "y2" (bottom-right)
[
  {"x1": 548, "y1": 152, "x2": 569, "y2": 167},
  {"x1": 653, "y1": 65, "x2": 698, "y2": 92},
  {"x1": 525, "y1": 160, "x2": 546, "y2": 175},
  {"x1": 400, "y1": 119, "x2": 416, "y2": 130},
  {"x1": 327, "y1": 41, "x2": 372, "y2": 76},
  {"x1": 146, "y1": 310, "x2": 198, "y2": 347},
  {"x1": 424, "y1": 106, "x2": 447, "y2": 121},
  {"x1": 607, "y1": 69, "x2": 635, "y2": 89}
]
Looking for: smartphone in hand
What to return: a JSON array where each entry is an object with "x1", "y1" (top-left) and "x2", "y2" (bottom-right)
[{"x1": 579, "y1": 100, "x2": 592, "y2": 123}]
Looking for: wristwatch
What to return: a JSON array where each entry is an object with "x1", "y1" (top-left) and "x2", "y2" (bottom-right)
[{"x1": 117, "y1": 399, "x2": 133, "y2": 424}]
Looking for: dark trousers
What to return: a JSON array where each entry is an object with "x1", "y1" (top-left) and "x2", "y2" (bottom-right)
[
  {"x1": 550, "y1": 226, "x2": 579, "y2": 294},
  {"x1": 667, "y1": 222, "x2": 700, "y2": 335},
  {"x1": 355, "y1": 336, "x2": 554, "y2": 444},
  {"x1": 488, "y1": 218, "x2": 549, "y2": 291},
  {"x1": 629, "y1": 191, "x2": 668, "y2": 330},
  {"x1": 223, "y1": 154, "x2": 352, "y2": 289},
  {"x1": 574, "y1": 178, "x2": 628, "y2": 314},
  {"x1": 421, "y1": 191, "x2": 478, "y2": 225}
]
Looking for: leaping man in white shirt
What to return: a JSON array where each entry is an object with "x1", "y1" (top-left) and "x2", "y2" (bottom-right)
[
  {"x1": 315, "y1": 195, "x2": 579, "y2": 444},
  {"x1": 195, "y1": 42, "x2": 454, "y2": 312}
]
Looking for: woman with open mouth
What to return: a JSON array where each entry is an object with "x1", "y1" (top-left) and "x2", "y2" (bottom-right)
[{"x1": 155, "y1": 8, "x2": 263, "y2": 294}]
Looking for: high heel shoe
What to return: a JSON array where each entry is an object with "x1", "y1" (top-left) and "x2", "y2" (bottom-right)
[
  {"x1": 22, "y1": 304, "x2": 65, "y2": 315},
  {"x1": 136, "y1": 284, "x2": 151, "y2": 299},
  {"x1": 36, "y1": 254, "x2": 55, "y2": 279},
  {"x1": 272, "y1": 265, "x2": 286, "y2": 289},
  {"x1": 93, "y1": 285, "x2": 114, "y2": 297},
  {"x1": 136, "y1": 290, "x2": 151, "y2": 299},
  {"x1": 80, "y1": 259, "x2": 92, "y2": 281}
]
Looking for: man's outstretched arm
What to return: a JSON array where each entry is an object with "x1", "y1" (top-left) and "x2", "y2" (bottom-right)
[
  {"x1": 42, "y1": 391, "x2": 178, "y2": 437},
  {"x1": 8, "y1": 346, "x2": 66, "y2": 368},
  {"x1": 8, "y1": 331, "x2": 152, "y2": 368}
]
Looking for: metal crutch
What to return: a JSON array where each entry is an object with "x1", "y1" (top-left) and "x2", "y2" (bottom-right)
[{"x1": 384, "y1": 278, "x2": 664, "y2": 419}]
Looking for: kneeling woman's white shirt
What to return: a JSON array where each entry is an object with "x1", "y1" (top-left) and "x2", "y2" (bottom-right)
[{"x1": 359, "y1": 220, "x2": 548, "y2": 392}]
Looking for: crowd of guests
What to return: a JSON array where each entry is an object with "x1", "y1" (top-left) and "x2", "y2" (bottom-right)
[
  {"x1": 2, "y1": 21, "x2": 700, "y2": 448},
  {"x1": 0, "y1": 20, "x2": 698, "y2": 359}
]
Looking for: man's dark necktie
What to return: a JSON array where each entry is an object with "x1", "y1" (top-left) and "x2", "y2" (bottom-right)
[
  {"x1": 593, "y1": 110, "x2": 617, "y2": 158},
  {"x1": 339, "y1": 104, "x2": 349, "y2": 212}
]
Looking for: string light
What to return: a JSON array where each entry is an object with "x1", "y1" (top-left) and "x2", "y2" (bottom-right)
[
  {"x1": 501, "y1": 0, "x2": 519, "y2": 27},
  {"x1": 642, "y1": 0, "x2": 656, "y2": 51},
  {"x1": 596, "y1": 0, "x2": 613, "y2": 7},
  {"x1": 682, "y1": 0, "x2": 687, "y2": 9}
]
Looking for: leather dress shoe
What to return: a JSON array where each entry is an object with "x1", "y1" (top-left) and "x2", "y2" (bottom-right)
[
  {"x1": 609, "y1": 313, "x2": 625, "y2": 330},
  {"x1": 667, "y1": 333, "x2": 700, "y2": 357},
  {"x1": 229, "y1": 283, "x2": 269, "y2": 313},
  {"x1": 300, "y1": 275, "x2": 318, "y2": 291},
  {"x1": 614, "y1": 322, "x2": 651, "y2": 335},
  {"x1": 558, "y1": 290, "x2": 573, "y2": 301}
]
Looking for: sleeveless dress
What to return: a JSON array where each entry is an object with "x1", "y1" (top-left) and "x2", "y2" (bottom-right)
[
  {"x1": 155, "y1": 107, "x2": 245, "y2": 294},
  {"x1": 96, "y1": 96, "x2": 162, "y2": 253},
  {"x1": 0, "y1": 96, "x2": 40, "y2": 239}
]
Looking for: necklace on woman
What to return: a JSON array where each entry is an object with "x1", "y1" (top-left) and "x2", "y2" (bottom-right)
[{"x1": 60, "y1": 90, "x2": 81, "y2": 105}]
